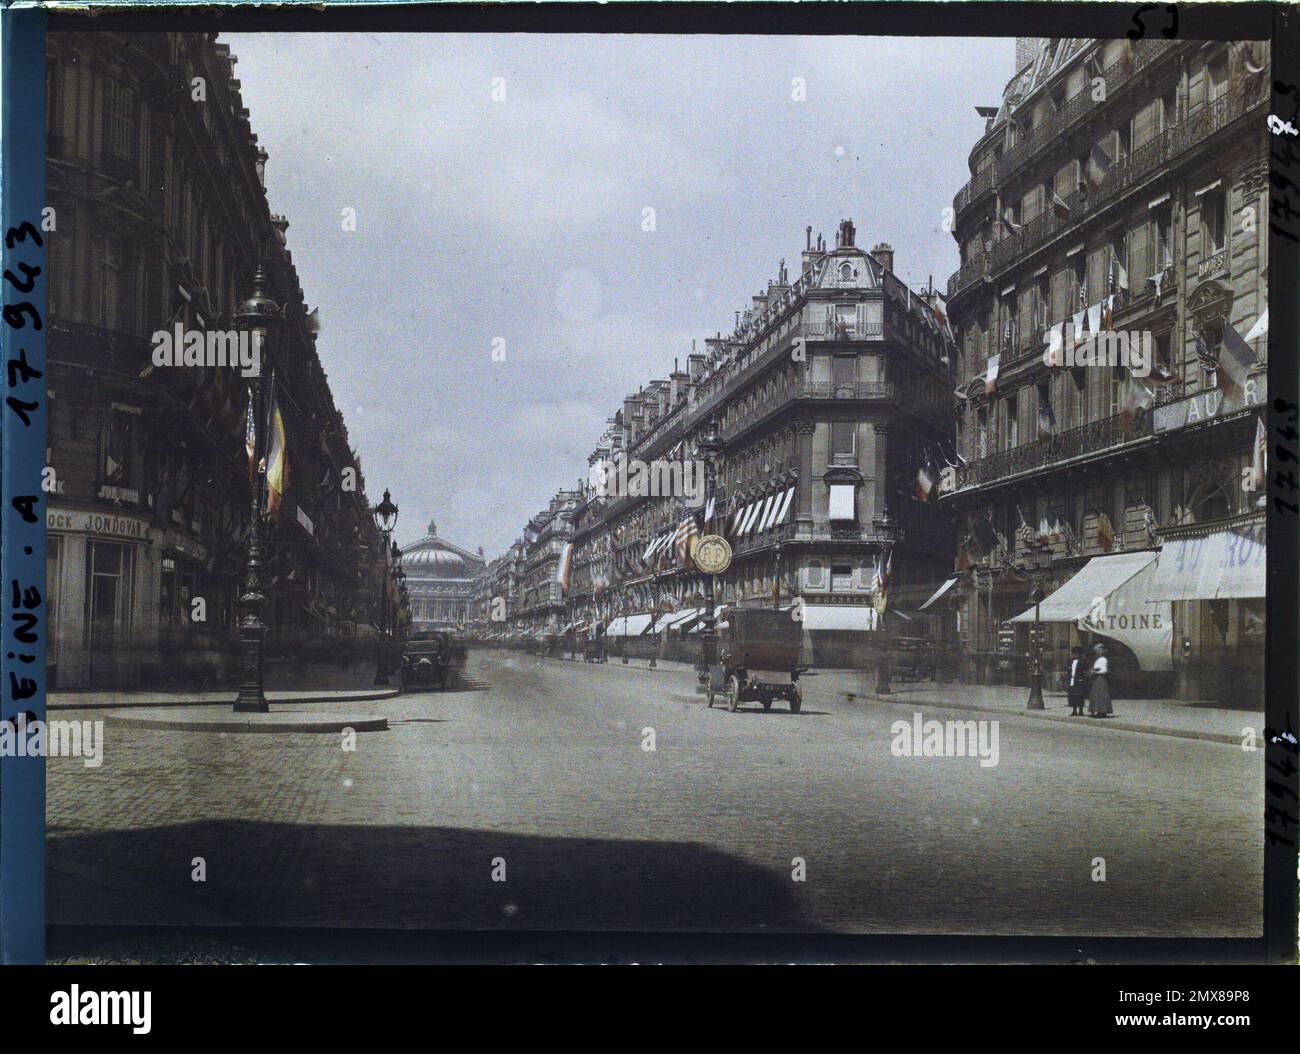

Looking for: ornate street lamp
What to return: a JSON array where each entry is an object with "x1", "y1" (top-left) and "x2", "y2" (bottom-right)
[
  {"x1": 871, "y1": 507, "x2": 902, "y2": 696},
  {"x1": 695, "y1": 419, "x2": 724, "y2": 693},
  {"x1": 371, "y1": 489, "x2": 399, "y2": 685},
  {"x1": 233, "y1": 268, "x2": 281, "y2": 713},
  {"x1": 1026, "y1": 576, "x2": 1045, "y2": 710}
]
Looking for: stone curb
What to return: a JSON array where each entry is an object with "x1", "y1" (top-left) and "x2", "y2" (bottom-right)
[
  {"x1": 105, "y1": 708, "x2": 389, "y2": 733},
  {"x1": 51, "y1": 688, "x2": 402, "y2": 711},
  {"x1": 858, "y1": 692, "x2": 1254, "y2": 746}
]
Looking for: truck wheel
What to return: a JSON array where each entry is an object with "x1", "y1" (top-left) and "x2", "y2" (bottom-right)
[
  {"x1": 727, "y1": 674, "x2": 741, "y2": 713},
  {"x1": 789, "y1": 685, "x2": 802, "y2": 714},
  {"x1": 761, "y1": 696, "x2": 772, "y2": 711}
]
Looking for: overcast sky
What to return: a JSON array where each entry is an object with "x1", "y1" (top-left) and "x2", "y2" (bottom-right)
[{"x1": 222, "y1": 33, "x2": 1014, "y2": 555}]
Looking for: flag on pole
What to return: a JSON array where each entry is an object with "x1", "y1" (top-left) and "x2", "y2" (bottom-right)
[
  {"x1": 556, "y1": 541, "x2": 573, "y2": 595},
  {"x1": 244, "y1": 386, "x2": 257, "y2": 485},
  {"x1": 264, "y1": 390, "x2": 288, "y2": 522},
  {"x1": 1015, "y1": 508, "x2": 1034, "y2": 549},
  {"x1": 1217, "y1": 321, "x2": 1258, "y2": 411},
  {"x1": 1195, "y1": 332, "x2": 1219, "y2": 373},
  {"x1": 1037, "y1": 390, "x2": 1058, "y2": 438},
  {"x1": 1036, "y1": 515, "x2": 1052, "y2": 547},
  {"x1": 1253, "y1": 415, "x2": 1267, "y2": 492},
  {"x1": 1051, "y1": 189, "x2": 1072, "y2": 220},
  {"x1": 1089, "y1": 141, "x2": 1113, "y2": 186},
  {"x1": 915, "y1": 449, "x2": 935, "y2": 503},
  {"x1": 984, "y1": 353, "x2": 1001, "y2": 395},
  {"x1": 1244, "y1": 310, "x2": 1268, "y2": 344}
]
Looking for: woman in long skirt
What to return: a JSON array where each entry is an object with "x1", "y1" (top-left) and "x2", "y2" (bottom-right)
[{"x1": 1088, "y1": 644, "x2": 1113, "y2": 717}]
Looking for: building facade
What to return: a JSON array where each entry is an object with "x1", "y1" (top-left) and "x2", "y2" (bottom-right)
[
  {"x1": 45, "y1": 31, "x2": 398, "y2": 687},
  {"x1": 528, "y1": 219, "x2": 956, "y2": 661},
  {"x1": 400, "y1": 520, "x2": 486, "y2": 633},
  {"x1": 942, "y1": 37, "x2": 1269, "y2": 701}
]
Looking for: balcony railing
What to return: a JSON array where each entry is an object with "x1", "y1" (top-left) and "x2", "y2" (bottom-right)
[
  {"x1": 948, "y1": 78, "x2": 1267, "y2": 303},
  {"x1": 721, "y1": 379, "x2": 950, "y2": 440},
  {"x1": 729, "y1": 519, "x2": 901, "y2": 555},
  {"x1": 803, "y1": 320, "x2": 884, "y2": 340},
  {"x1": 957, "y1": 408, "x2": 1154, "y2": 489},
  {"x1": 951, "y1": 38, "x2": 1174, "y2": 219}
]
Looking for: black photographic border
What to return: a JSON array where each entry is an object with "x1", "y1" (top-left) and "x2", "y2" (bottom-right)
[{"x1": 1, "y1": 0, "x2": 1293, "y2": 967}]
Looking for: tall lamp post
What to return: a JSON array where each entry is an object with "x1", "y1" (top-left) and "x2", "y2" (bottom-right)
[
  {"x1": 872, "y1": 507, "x2": 901, "y2": 696},
  {"x1": 372, "y1": 489, "x2": 399, "y2": 685},
  {"x1": 233, "y1": 268, "x2": 281, "y2": 713},
  {"x1": 695, "y1": 419, "x2": 723, "y2": 693},
  {"x1": 1025, "y1": 572, "x2": 1045, "y2": 711}
]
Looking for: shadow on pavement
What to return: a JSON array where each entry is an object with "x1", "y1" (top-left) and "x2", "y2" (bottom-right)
[{"x1": 48, "y1": 821, "x2": 826, "y2": 933}]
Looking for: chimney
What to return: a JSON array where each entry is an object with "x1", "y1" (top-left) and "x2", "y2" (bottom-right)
[
  {"x1": 255, "y1": 146, "x2": 268, "y2": 189},
  {"x1": 872, "y1": 242, "x2": 895, "y2": 274},
  {"x1": 838, "y1": 218, "x2": 856, "y2": 248},
  {"x1": 687, "y1": 353, "x2": 707, "y2": 384}
]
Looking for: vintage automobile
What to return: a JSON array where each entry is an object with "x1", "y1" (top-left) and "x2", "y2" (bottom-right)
[
  {"x1": 398, "y1": 631, "x2": 466, "y2": 691},
  {"x1": 583, "y1": 632, "x2": 607, "y2": 663},
  {"x1": 706, "y1": 607, "x2": 805, "y2": 713}
]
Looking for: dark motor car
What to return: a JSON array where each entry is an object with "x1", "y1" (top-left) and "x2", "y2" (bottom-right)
[{"x1": 399, "y1": 631, "x2": 466, "y2": 690}]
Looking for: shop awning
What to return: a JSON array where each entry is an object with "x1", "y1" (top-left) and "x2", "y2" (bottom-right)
[
  {"x1": 1010, "y1": 552, "x2": 1157, "y2": 623},
  {"x1": 799, "y1": 605, "x2": 879, "y2": 631},
  {"x1": 688, "y1": 606, "x2": 728, "y2": 632},
  {"x1": 1011, "y1": 551, "x2": 1171, "y2": 671},
  {"x1": 1146, "y1": 523, "x2": 1266, "y2": 601},
  {"x1": 608, "y1": 613, "x2": 654, "y2": 637},
  {"x1": 652, "y1": 608, "x2": 699, "y2": 634},
  {"x1": 773, "y1": 486, "x2": 795, "y2": 528},
  {"x1": 828, "y1": 484, "x2": 855, "y2": 521},
  {"x1": 918, "y1": 576, "x2": 959, "y2": 610}
]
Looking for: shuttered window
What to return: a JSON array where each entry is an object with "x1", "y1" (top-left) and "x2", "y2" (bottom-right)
[
  {"x1": 1132, "y1": 100, "x2": 1160, "y2": 149},
  {"x1": 1051, "y1": 266, "x2": 1071, "y2": 322},
  {"x1": 1129, "y1": 220, "x2": 1151, "y2": 286},
  {"x1": 1087, "y1": 248, "x2": 1107, "y2": 302}
]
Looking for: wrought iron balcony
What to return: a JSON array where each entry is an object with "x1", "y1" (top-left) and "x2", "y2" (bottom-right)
[
  {"x1": 955, "y1": 408, "x2": 1155, "y2": 490},
  {"x1": 803, "y1": 320, "x2": 885, "y2": 341},
  {"x1": 951, "y1": 38, "x2": 1175, "y2": 222},
  {"x1": 948, "y1": 77, "x2": 1266, "y2": 306}
]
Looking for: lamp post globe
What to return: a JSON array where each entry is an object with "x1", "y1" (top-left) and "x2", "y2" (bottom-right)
[{"x1": 233, "y1": 268, "x2": 281, "y2": 713}]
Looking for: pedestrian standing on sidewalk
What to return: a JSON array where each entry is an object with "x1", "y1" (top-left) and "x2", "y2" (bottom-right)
[
  {"x1": 1088, "y1": 643, "x2": 1113, "y2": 717},
  {"x1": 1066, "y1": 646, "x2": 1088, "y2": 716}
]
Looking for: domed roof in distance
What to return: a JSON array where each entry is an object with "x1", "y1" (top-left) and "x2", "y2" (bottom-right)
[{"x1": 400, "y1": 519, "x2": 485, "y2": 580}]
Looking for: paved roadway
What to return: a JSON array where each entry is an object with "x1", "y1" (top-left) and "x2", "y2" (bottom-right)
[{"x1": 46, "y1": 649, "x2": 1263, "y2": 936}]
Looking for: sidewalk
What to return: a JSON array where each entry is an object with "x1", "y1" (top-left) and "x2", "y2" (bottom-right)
[
  {"x1": 49, "y1": 687, "x2": 401, "y2": 711},
  {"x1": 810, "y1": 673, "x2": 1260, "y2": 746},
  {"x1": 528, "y1": 651, "x2": 1261, "y2": 746}
]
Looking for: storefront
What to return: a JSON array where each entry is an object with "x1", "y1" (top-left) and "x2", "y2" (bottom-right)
[
  {"x1": 1145, "y1": 519, "x2": 1266, "y2": 704},
  {"x1": 47, "y1": 502, "x2": 218, "y2": 688}
]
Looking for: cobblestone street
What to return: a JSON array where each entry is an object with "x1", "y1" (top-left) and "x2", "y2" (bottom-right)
[{"x1": 46, "y1": 649, "x2": 1263, "y2": 936}]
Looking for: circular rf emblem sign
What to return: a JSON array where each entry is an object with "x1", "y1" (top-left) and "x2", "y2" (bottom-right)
[{"x1": 694, "y1": 534, "x2": 732, "y2": 574}]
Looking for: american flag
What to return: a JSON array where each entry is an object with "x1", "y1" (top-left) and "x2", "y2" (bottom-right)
[{"x1": 1195, "y1": 332, "x2": 1219, "y2": 372}]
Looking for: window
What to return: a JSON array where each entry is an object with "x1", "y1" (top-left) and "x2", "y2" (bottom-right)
[
  {"x1": 1208, "y1": 59, "x2": 1229, "y2": 105},
  {"x1": 1153, "y1": 205, "x2": 1173, "y2": 271},
  {"x1": 832, "y1": 355, "x2": 855, "y2": 389},
  {"x1": 103, "y1": 76, "x2": 138, "y2": 163},
  {"x1": 1005, "y1": 394, "x2": 1019, "y2": 449},
  {"x1": 1201, "y1": 190, "x2": 1227, "y2": 255},
  {"x1": 831, "y1": 565, "x2": 853, "y2": 593},
  {"x1": 977, "y1": 407, "x2": 989, "y2": 458},
  {"x1": 830, "y1": 421, "x2": 856, "y2": 461}
]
